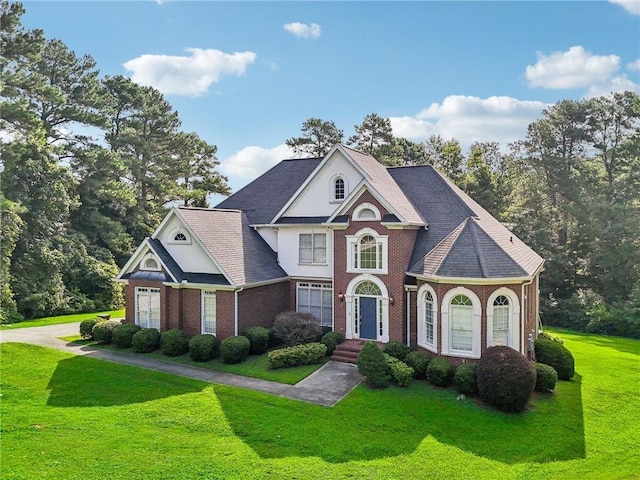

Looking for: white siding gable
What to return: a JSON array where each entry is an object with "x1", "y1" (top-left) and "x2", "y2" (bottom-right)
[
  {"x1": 277, "y1": 226, "x2": 332, "y2": 279},
  {"x1": 283, "y1": 149, "x2": 364, "y2": 218}
]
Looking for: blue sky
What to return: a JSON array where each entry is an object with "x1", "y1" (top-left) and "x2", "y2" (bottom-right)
[{"x1": 21, "y1": 1, "x2": 640, "y2": 195}]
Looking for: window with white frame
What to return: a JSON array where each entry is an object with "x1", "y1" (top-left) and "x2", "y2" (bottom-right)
[
  {"x1": 168, "y1": 228, "x2": 191, "y2": 244},
  {"x1": 135, "y1": 287, "x2": 160, "y2": 329},
  {"x1": 492, "y1": 295, "x2": 510, "y2": 346},
  {"x1": 347, "y1": 229, "x2": 388, "y2": 273},
  {"x1": 334, "y1": 177, "x2": 345, "y2": 201},
  {"x1": 417, "y1": 285, "x2": 438, "y2": 352},
  {"x1": 450, "y1": 294, "x2": 474, "y2": 352},
  {"x1": 297, "y1": 283, "x2": 333, "y2": 327},
  {"x1": 299, "y1": 233, "x2": 327, "y2": 264},
  {"x1": 141, "y1": 254, "x2": 160, "y2": 271},
  {"x1": 202, "y1": 290, "x2": 216, "y2": 335},
  {"x1": 425, "y1": 291, "x2": 435, "y2": 345}
]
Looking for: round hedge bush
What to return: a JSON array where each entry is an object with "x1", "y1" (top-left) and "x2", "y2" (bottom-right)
[
  {"x1": 534, "y1": 362, "x2": 558, "y2": 392},
  {"x1": 476, "y1": 346, "x2": 536, "y2": 413},
  {"x1": 92, "y1": 320, "x2": 121, "y2": 344},
  {"x1": 454, "y1": 363, "x2": 478, "y2": 395},
  {"x1": 404, "y1": 351, "x2": 431, "y2": 378},
  {"x1": 534, "y1": 336, "x2": 575, "y2": 380},
  {"x1": 80, "y1": 319, "x2": 98, "y2": 340},
  {"x1": 132, "y1": 328, "x2": 161, "y2": 353},
  {"x1": 160, "y1": 329, "x2": 189, "y2": 356},
  {"x1": 357, "y1": 341, "x2": 390, "y2": 389},
  {"x1": 188, "y1": 334, "x2": 220, "y2": 362},
  {"x1": 321, "y1": 331, "x2": 345, "y2": 356},
  {"x1": 383, "y1": 341, "x2": 412, "y2": 361},
  {"x1": 242, "y1": 326, "x2": 270, "y2": 354},
  {"x1": 220, "y1": 335, "x2": 251, "y2": 364},
  {"x1": 426, "y1": 357, "x2": 455, "y2": 387},
  {"x1": 112, "y1": 323, "x2": 141, "y2": 348}
]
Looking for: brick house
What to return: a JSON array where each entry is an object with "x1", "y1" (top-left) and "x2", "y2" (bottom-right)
[{"x1": 116, "y1": 144, "x2": 544, "y2": 362}]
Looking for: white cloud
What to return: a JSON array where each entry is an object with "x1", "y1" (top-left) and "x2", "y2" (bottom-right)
[
  {"x1": 628, "y1": 59, "x2": 640, "y2": 71},
  {"x1": 220, "y1": 144, "x2": 294, "y2": 180},
  {"x1": 389, "y1": 95, "x2": 547, "y2": 149},
  {"x1": 525, "y1": 46, "x2": 620, "y2": 89},
  {"x1": 123, "y1": 48, "x2": 257, "y2": 96},
  {"x1": 283, "y1": 22, "x2": 321, "y2": 39},
  {"x1": 608, "y1": 0, "x2": 640, "y2": 15},
  {"x1": 584, "y1": 74, "x2": 640, "y2": 98}
]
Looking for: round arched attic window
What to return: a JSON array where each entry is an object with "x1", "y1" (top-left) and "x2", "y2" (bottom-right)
[
  {"x1": 168, "y1": 228, "x2": 191, "y2": 244},
  {"x1": 353, "y1": 203, "x2": 381, "y2": 221},
  {"x1": 142, "y1": 256, "x2": 160, "y2": 271},
  {"x1": 174, "y1": 232, "x2": 187, "y2": 242},
  {"x1": 358, "y1": 208, "x2": 376, "y2": 220}
]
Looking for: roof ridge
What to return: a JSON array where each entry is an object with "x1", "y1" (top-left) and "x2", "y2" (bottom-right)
[{"x1": 469, "y1": 217, "x2": 528, "y2": 277}]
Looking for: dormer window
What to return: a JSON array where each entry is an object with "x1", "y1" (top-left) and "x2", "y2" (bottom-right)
[
  {"x1": 141, "y1": 254, "x2": 161, "y2": 271},
  {"x1": 331, "y1": 175, "x2": 348, "y2": 202}
]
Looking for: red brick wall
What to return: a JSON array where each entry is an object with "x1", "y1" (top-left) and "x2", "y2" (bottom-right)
[
  {"x1": 238, "y1": 281, "x2": 290, "y2": 333},
  {"x1": 333, "y1": 190, "x2": 418, "y2": 341}
]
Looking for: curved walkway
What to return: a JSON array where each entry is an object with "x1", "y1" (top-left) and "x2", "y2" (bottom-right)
[{"x1": 0, "y1": 323, "x2": 363, "y2": 407}]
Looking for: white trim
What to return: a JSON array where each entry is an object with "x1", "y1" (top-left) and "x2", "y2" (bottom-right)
[
  {"x1": 407, "y1": 273, "x2": 536, "y2": 285},
  {"x1": 417, "y1": 284, "x2": 438, "y2": 353},
  {"x1": 486, "y1": 287, "x2": 520, "y2": 352},
  {"x1": 134, "y1": 286, "x2": 161, "y2": 330},
  {"x1": 298, "y1": 232, "x2": 328, "y2": 265},
  {"x1": 353, "y1": 202, "x2": 381, "y2": 221},
  {"x1": 168, "y1": 226, "x2": 191, "y2": 245},
  {"x1": 330, "y1": 174, "x2": 348, "y2": 203},
  {"x1": 140, "y1": 253, "x2": 161, "y2": 272},
  {"x1": 115, "y1": 239, "x2": 179, "y2": 283},
  {"x1": 296, "y1": 282, "x2": 334, "y2": 328},
  {"x1": 441, "y1": 287, "x2": 482, "y2": 359},
  {"x1": 345, "y1": 274, "x2": 390, "y2": 342},
  {"x1": 346, "y1": 228, "x2": 389, "y2": 275}
]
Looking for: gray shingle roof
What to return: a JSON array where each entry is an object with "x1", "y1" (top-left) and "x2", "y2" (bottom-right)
[
  {"x1": 389, "y1": 165, "x2": 543, "y2": 278},
  {"x1": 175, "y1": 207, "x2": 288, "y2": 286},
  {"x1": 215, "y1": 158, "x2": 322, "y2": 225}
]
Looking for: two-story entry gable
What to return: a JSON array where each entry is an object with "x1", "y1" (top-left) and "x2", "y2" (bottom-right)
[{"x1": 117, "y1": 144, "x2": 544, "y2": 363}]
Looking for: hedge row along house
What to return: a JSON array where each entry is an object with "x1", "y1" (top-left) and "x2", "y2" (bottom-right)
[{"x1": 116, "y1": 145, "x2": 544, "y2": 363}]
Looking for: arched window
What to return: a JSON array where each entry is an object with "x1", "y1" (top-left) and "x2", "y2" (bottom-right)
[
  {"x1": 334, "y1": 177, "x2": 345, "y2": 201},
  {"x1": 450, "y1": 294, "x2": 473, "y2": 352},
  {"x1": 355, "y1": 281, "x2": 382, "y2": 296},
  {"x1": 492, "y1": 295, "x2": 510, "y2": 346},
  {"x1": 347, "y1": 228, "x2": 388, "y2": 273},
  {"x1": 168, "y1": 228, "x2": 191, "y2": 244},
  {"x1": 417, "y1": 284, "x2": 438, "y2": 352},
  {"x1": 425, "y1": 291, "x2": 435, "y2": 345},
  {"x1": 174, "y1": 232, "x2": 187, "y2": 242},
  {"x1": 353, "y1": 203, "x2": 381, "y2": 222},
  {"x1": 357, "y1": 208, "x2": 376, "y2": 220},
  {"x1": 142, "y1": 256, "x2": 160, "y2": 271}
]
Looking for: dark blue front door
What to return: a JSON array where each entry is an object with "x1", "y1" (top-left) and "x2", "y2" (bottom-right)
[{"x1": 360, "y1": 297, "x2": 377, "y2": 340}]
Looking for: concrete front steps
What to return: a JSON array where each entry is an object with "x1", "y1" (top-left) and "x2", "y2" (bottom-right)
[{"x1": 331, "y1": 339, "x2": 383, "y2": 364}]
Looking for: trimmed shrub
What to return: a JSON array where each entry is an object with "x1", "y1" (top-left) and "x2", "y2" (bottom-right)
[
  {"x1": 268, "y1": 342, "x2": 327, "y2": 369},
  {"x1": 321, "y1": 326, "x2": 333, "y2": 336},
  {"x1": 92, "y1": 320, "x2": 121, "y2": 344},
  {"x1": 383, "y1": 341, "x2": 411, "y2": 361},
  {"x1": 405, "y1": 351, "x2": 431, "y2": 378},
  {"x1": 476, "y1": 346, "x2": 536, "y2": 413},
  {"x1": 112, "y1": 323, "x2": 141, "y2": 348},
  {"x1": 357, "y1": 341, "x2": 390, "y2": 389},
  {"x1": 131, "y1": 328, "x2": 161, "y2": 353},
  {"x1": 160, "y1": 329, "x2": 189, "y2": 356},
  {"x1": 426, "y1": 357, "x2": 455, "y2": 387},
  {"x1": 188, "y1": 334, "x2": 220, "y2": 362},
  {"x1": 534, "y1": 362, "x2": 558, "y2": 392},
  {"x1": 267, "y1": 327, "x2": 282, "y2": 348},
  {"x1": 220, "y1": 335, "x2": 251, "y2": 364},
  {"x1": 242, "y1": 326, "x2": 270, "y2": 355},
  {"x1": 80, "y1": 319, "x2": 98, "y2": 340},
  {"x1": 455, "y1": 363, "x2": 478, "y2": 395},
  {"x1": 272, "y1": 311, "x2": 323, "y2": 346},
  {"x1": 534, "y1": 336, "x2": 575, "y2": 380},
  {"x1": 321, "y1": 331, "x2": 345, "y2": 356},
  {"x1": 383, "y1": 353, "x2": 414, "y2": 387}
]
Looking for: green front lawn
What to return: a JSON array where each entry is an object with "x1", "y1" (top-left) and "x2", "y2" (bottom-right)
[
  {"x1": 1, "y1": 328, "x2": 638, "y2": 479},
  {"x1": 0, "y1": 309, "x2": 125, "y2": 330},
  {"x1": 59, "y1": 335, "x2": 326, "y2": 385}
]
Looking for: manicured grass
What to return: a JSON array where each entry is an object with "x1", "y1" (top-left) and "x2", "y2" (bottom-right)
[
  {"x1": 59, "y1": 335, "x2": 326, "y2": 385},
  {"x1": 0, "y1": 309, "x2": 125, "y2": 330},
  {"x1": 1, "y1": 328, "x2": 638, "y2": 479}
]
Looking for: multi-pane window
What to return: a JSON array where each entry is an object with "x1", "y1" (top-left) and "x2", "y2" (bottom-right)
[
  {"x1": 202, "y1": 291, "x2": 216, "y2": 335},
  {"x1": 297, "y1": 283, "x2": 333, "y2": 327},
  {"x1": 299, "y1": 233, "x2": 327, "y2": 264},
  {"x1": 450, "y1": 294, "x2": 473, "y2": 352},
  {"x1": 492, "y1": 295, "x2": 510, "y2": 346},
  {"x1": 424, "y1": 291, "x2": 435, "y2": 345},
  {"x1": 334, "y1": 178, "x2": 345, "y2": 200},
  {"x1": 174, "y1": 232, "x2": 187, "y2": 241},
  {"x1": 135, "y1": 287, "x2": 160, "y2": 329},
  {"x1": 353, "y1": 235, "x2": 383, "y2": 270}
]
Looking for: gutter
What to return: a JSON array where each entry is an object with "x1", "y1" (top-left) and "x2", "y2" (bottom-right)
[{"x1": 234, "y1": 287, "x2": 244, "y2": 336}]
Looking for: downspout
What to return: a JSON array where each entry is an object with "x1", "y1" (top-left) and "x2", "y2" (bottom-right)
[
  {"x1": 234, "y1": 287, "x2": 244, "y2": 336},
  {"x1": 405, "y1": 287, "x2": 411, "y2": 346},
  {"x1": 521, "y1": 278, "x2": 534, "y2": 356}
]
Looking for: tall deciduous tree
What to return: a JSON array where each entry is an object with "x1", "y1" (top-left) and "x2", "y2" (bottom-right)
[
  {"x1": 286, "y1": 117, "x2": 344, "y2": 157},
  {"x1": 423, "y1": 134, "x2": 464, "y2": 183}
]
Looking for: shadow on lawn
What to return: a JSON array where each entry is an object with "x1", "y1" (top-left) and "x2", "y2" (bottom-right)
[
  {"x1": 46, "y1": 355, "x2": 202, "y2": 407},
  {"x1": 217, "y1": 373, "x2": 585, "y2": 464}
]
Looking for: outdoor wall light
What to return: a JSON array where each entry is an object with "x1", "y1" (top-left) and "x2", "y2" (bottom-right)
[
  {"x1": 389, "y1": 295, "x2": 395, "y2": 306},
  {"x1": 338, "y1": 291, "x2": 345, "y2": 302}
]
